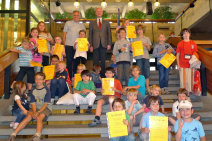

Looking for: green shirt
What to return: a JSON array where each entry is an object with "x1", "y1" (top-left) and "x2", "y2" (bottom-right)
[
  {"x1": 126, "y1": 112, "x2": 130, "y2": 124},
  {"x1": 75, "y1": 80, "x2": 95, "y2": 97}
]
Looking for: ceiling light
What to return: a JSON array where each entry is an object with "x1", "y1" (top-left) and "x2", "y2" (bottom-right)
[
  {"x1": 128, "y1": 0, "x2": 134, "y2": 7},
  {"x1": 154, "y1": 0, "x2": 160, "y2": 7},
  {"x1": 74, "y1": 0, "x2": 80, "y2": 8},
  {"x1": 101, "y1": 0, "x2": 107, "y2": 8}
]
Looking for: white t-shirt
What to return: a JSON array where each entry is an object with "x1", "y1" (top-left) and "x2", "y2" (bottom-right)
[
  {"x1": 172, "y1": 101, "x2": 179, "y2": 117},
  {"x1": 74, "y1": 40, "x2": 89, "y2": 59}
]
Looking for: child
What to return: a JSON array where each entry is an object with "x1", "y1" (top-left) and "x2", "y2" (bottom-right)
[
  {"x1": 10, "y1": 38, "x2": 34, "y2": 91},
  {"x1": 113, "y1": 28, "x2": 131, "y2": 86},
  {"x1": 143, "y1": 85, "x2": 166, "y2": 113},
  {"x1": 109, "y1": 54, "x2": 117, "y2": 78},
  {"x1": 73, "y1": 30, "x2": 90, "y2": 74},
  {"x1": 139, "y1": 96, "x2": 171, "y2": 141},
  {"x1": 73, "y1": 70, "x2": 96, "y2": 114},
  {"x1": 37, "y1": 21, "x2": 54, "y2": 66},
  {"x1": 125, "y1": 88, "x2": 144, "y2": 126},
  {"x1": 123, "y1": 65, "x2": 145, "y2": 104},
  {"x1": 88, "y1": 67, "x2": 123, "y2": 127},
  {"x1": 50, "y1": 61, "x2": 68, "y2": 102},
  {"x1": 50, "y1": 36, "x2": 66, "y2": 61},
  {"x1": 110, "y1": 98, "x2": 135, "y2": 141},
  {"x1": 175, "y1": 100, "x2": 206, "y2": 141},
  {"x1": 91, "y1": 65, "x2": 102, "y2": 88},
  {"x1": 133, "y1": 24, "x2": 152, "y2": 90},
  {"x1": 9, "y1": 72, "x2": 51, "y2": 141},
  {"x1": 10, "y1": 81, "x2": 29, "y2": 130},
  {"x1": 73, "y1": 64, "x2": 86, "y2": 86},
  {"x1": 153, "y1": 33, "x2": 175, "y2": 94}
]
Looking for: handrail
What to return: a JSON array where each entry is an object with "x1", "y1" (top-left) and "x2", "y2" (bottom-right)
[{"x1": 0, "y1": 51, "x2": 18, "y2": 72}]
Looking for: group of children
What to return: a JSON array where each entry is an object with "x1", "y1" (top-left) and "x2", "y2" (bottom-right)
[{"x1": 8, "y1": 21, "x2": 205, "y2": 141}]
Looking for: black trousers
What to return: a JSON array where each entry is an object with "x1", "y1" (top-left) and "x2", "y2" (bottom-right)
[
  {"x1": 65, "y1": 45, "x2": 75, "y2": 78},
  {"x1": 73, "y1": 57, "x2": 86, "y2": 74}
]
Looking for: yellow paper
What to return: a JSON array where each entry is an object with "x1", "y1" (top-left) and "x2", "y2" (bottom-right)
[
  {"x1": 43, "y1": 65, "x2": 55, "y2": 80},
  {"x1": 126, "y1": 26, "x2": 136, "y2": 38},
  {"x1": 77, "y1": 38, "x2": 88, "y2": 51},
  {"x1": 102, "y1": 78, "x2": 114, "y2": 95},
  {"x1": 54, "y1": 44, "x2": 64, "y2": 60},
  {"x1": 107, "y1": 110, "x2": 128, "y2": 138},
  {"x1": 74, "y1": 73, "x2": 82, "y2": 88},
  {"x1": 30, "y1": 61, "x2": 42, "y2": 67},
  {"x1": 37, "y1": 39, "x2": 48, "y2": 53},
  {"x1": 159, "y1": 53, "x2": 176, "y2": 69},
  {"x1": 150, "y1": 116, "x2": 168, "y2": 141},
  {"x1": 132, "y1": 41, "x2": 144, "y2": 57}
]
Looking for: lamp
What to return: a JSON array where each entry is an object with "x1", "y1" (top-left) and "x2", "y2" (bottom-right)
[
  {"x1": 128, "y1": 0, "x2": 134, "y2": 7},
  {"x1": 74, "y1": 0, "x2": 80, "y2": 8},
  {"x1": 101, "y1": 0, "x2": 107, "y2": 8},
  {"x1": 154, "y1": 0, "x2": 160, "y2": 7}
]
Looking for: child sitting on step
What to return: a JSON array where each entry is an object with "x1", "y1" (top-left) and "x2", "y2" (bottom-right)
[
  {"x1": 9, "y1": 72, "x2": 51, "y2": 141},
  {"x1": 91, "y1": 65, "x2": 102, "y2": 88},
  {"x1": 10, "y1": 81, "x2": 29, "y2": 130},
  {"x1": 73, "y1": 70, "x2": 96, "y2": 114}
]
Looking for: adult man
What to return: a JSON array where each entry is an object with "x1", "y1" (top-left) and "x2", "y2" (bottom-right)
[
  {"x1": 63, "y1": 11, "x2": 86, "y2": 77},
  {"x1": 89, "y1": 8, "x2": 112, "y2": 76}
]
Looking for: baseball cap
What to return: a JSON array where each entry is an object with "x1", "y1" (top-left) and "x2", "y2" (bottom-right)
[{"x1": 179, "y1": 100, "x2": 192, "y2": 109}]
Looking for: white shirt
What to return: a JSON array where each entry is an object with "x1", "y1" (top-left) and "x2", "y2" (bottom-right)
[
  {"x1": 172, "y1": 101, "x2": 179, "y2": 117},
  {"x1": 97, "y1": 18, "x2": 102, "y2": 25},
  {"x1": 74, "y1": 40, "x2": 89, "y2": 59}
]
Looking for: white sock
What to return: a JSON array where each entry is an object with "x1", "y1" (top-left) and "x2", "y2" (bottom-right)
[
  {"x1": 11, "y1": 132, "x2": 16, "y2": 136},
  {"x1": 35, "y1": 133, "x2": 41, "y2": 137}
]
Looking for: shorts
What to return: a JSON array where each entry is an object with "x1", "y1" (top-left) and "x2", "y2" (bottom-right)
[
  {"x1": 30, "y1": 107, "x2": 52, "y2": 121},
  {"x1": 16, "y1": 67, "x2": 35, "y2": 83},
  {"x1": 100, "y1": 96, "x2": 116, "y2": 105}
]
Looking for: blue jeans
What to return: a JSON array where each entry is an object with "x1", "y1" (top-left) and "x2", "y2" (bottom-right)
[
  {"x1": 158, "y1": 64, "x2": 170, "y2": 88},
  {"x1": 50, "y1": 78, "x2": 67, "y2": 98},
  {"x1": 12, "y1": 109, "x2": 26, "y2": 123},
  {"x1": 110, "y1": 133, "x2": 135, "y2": 141},
  {"x1": 136, "y1": 58, "x2": 150, "y2": 79}
]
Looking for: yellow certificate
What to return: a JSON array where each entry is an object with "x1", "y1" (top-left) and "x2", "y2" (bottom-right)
[
  {"x1": 30, "y1": 61, "x2": 42, "y2": 67},
  {"x1": 126, "y1": 26, "x2": 136, "y2": 38},
  {"x1": 77, "y1": 38, "x2": 88, "y2": 51},
  {"x1": 74, "y1": 73, "x2": 82, "y2": 88},
  {"x1": 132, "y1": 41, "x2": 144, "y2": 57},
  {"x1": 102, "y1": 78, "x2": 114, "y2": 95},
  {"x1": 150, "y1": 116, "x2": 168, "y2": 141},
  {"x1": 159, "y1": 53, "x2": 176, "y2": 69},
  {"x1": 107, "y1": 110, "x2": 128, "y2": 138},
  {"x1": 54, "y1": 44, "x2": 64, "y2": 60},
  {"x1": 37, "y1": 39, "x2": 48, "y2": 53},
  {"x1": 43, "y1": 65, "x2": 55, "y2": 80}
]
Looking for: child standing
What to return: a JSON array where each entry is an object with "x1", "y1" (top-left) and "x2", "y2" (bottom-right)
[
  {"x1": 113, "y1": 28, "x2": 131, "y2": 86},
  {"x1": 175, "y1": 100, "x2": 206, "y2": 141},
  {"x1": 50, "y1": 36, "x2": 66, "y2": 61},
  {"x1": 10, "y1": 81, "x2": 29, "y2": 130},
  {"x1": 88, "y1": 67, "x2": 123, "y2": 127},
  {"x1": 153, "y1": 33, "x2": 175, "y2": 94},
  {"x1": 73, "y1": 70, "x2": 96, "y2": 114},
  {"x1": 10, "y1": 38, "x2": 34, "y2": 91},
  {"x1": 91, "y1": 65, "x2": 102, "y2": 88},
  {"x1": 9, "y1": 72, "x2": 51, "y2": 141},
  {"x1": 109, "y1": 55, "x2": 117, "y2": 77},
  {"x1": 123, "y1": 65, "x2": 145, "y2": 104},
  {"x1": 73, "y1": 30, "x2": 90, "y2": 74}
]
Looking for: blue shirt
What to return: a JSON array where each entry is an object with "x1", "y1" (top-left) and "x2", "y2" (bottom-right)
[
  {"x1": 16, "y1": 46, "x2": 32, "y2": 67},
  {"x1": 125, "y1": 100, "x2": 142, "y2": 115},
  {"x1": 174, "y1": 119, "x2": 205, "y2": 141},
  {"x1": 128, "y1": 75, "x2": 146, "y2": 98},
  {"x1": 142, "y1": 111, "x2": 165, "y2": 129},
  {"x1": 91, "y1": 72, "x2": 101, "y2": 83}
]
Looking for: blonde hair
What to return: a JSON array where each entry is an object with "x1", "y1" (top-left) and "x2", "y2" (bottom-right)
[
  {"x1": 136, "y1": 24, "x2": 145, "y2": 33},
  {"x1": 149, "y1": 85, "x2": 162, "y2": 95},
  {"x1": 58, "y1": 61, "x2": 66, "y2": 67},
  {"x1": 131, "y1": 65, "x2": 141, "y2": 74},
  {"x1": 158, "y1": 33, "x2": 165, "y2": 37},
  {"x1": 127, "y1": 88, "x2": 138, "y2": 96},
  {"x1": 22, "y1": 38, "x2": 30, "y2": 44},
  {"x1": 37, "y1": 21, "x2": 48, "y2": 33},
  {"x1": 77, "y1": 64, "x2": 86, "y2": 70}
]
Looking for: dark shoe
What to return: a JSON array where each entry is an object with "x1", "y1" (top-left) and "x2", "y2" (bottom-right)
[
  {"x1": 88, "y1": 119, "x2": 101, "y2": 127},
  {"x1": 8, "y1": 135, "x2": 16, "y2": 141},
  {"x1": 74, "y1": 107, "x2": 80, "y2": 114},
  {"x1": 86, "y1": 106, "x2": 92, "y2": 114}
]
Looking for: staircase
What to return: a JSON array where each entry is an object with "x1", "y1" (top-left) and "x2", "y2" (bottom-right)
[{"x1": 0, "y1": 70, "x2": 212, "y2": 141}]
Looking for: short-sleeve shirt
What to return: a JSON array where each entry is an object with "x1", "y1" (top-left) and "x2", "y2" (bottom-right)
[
  {"x1": 12, "y1": 95, "x2": 29, "y2": 111},
  {"x1": 103, "y1": 79, "x2": 123, "y2": 98},
  {"x1": 144, "y1": 95, "x2": 164, "y2": 108},
  {"x1": 16, "y1": 47, "x2": 32, "y2": 67},
  {"x1": 128, "y1": 75, "x2": 146, "y2": 98},
  {"x1": 134, "y1": 36, "x2": 152, "y2": 59},
  {"x1": 75, "y1": 80, "x2": 95, "y2": 97},
  {"x1": 172, "y1": 100, "x2": 180, "y2": 117},
  {"x1": 174, "y1": 119, "x2": 205, "y2": 141},
  {"x1": 176, "y1": 40, "x2": 197, "y2": 68},
  {"x1": 63, "y1": 20, "x2": 86, "y2": 46},
  {"x1": 74, "y1": 39, "x2": 89, "y2": 59},
  {"x1": 142, "y1": 111, "x2": 165, "y2": 129},
  {"x1": 30, "y1": 86, "x2": 52, "y2": 110},
  {"x1": 125, "y1": 100, "x2": 142, "y2": 115}
]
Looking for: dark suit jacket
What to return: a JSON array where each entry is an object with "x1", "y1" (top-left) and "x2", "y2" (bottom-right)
[{"x1": 89, "y1": 19, "x2": 112, "y2": 49}]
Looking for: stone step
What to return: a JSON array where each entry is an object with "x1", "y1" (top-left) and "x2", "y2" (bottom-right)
[
  {"x1": 150, "y1": 75, "x2": 178, "y2": 80},
  {"x1": 0, "y1": 138, "x2": 110, "y2": 141},
  {"x1": 150, "y1": 80, "x2": 180, "y2": 85}
]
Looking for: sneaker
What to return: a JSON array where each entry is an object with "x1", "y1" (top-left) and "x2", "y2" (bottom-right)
[
  {"x1": 164, "y1": 89, "x2": 170, "y2": 94},
  {"x1": 10, "y1": 122, "x2": 15, "y2": 128},
  {"x1": 31, "y1": 135, "x2": 41, "y2": 141},
  {"x1": 8, "y1": 135, "x2": 16, "y2": 141},
  {"x1": 88, "y1": 119, "x2": 101, "y2": 127},
  {"x1": 74, "y1": 107, "x2": 80, "y2": 114},
  {"x1": 13, "y1": 122, "x2": 19, "y2": 130},
  {"x1": 86, "y1": 107, "x2": 92, "y2": 114}
]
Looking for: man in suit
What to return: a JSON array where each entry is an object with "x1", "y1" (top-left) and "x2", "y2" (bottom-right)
[{"x1": 89, "y1": 7, "x2": 112, "y2": 76}]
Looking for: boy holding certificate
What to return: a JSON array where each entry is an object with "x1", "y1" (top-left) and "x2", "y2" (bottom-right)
[
  {"x1": 89, "y1": 67, "x2": 123, "y2": 127},
  {"x1": 175, "y1": 100, "x2": 206, "y2": 141}
]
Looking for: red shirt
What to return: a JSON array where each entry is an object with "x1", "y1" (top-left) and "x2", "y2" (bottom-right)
[
  {"x1": 105, "y1": 79, "x2": 123, "y2": 98},
  {"x1": 176, "y1": 40, "x2": 197, "y2": 68}
]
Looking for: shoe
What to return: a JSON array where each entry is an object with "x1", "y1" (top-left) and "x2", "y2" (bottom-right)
[
  {"x1": 10, "y1": 122, "x2": 15, "y2": 128},
  {"x1": 13, "y1": 122, "x2": 19, "y2": 130},
  {"x1": 86, "y1": 107, "x2": 92, "y2": 114},
  {"x1": 74, "y1": 107, "x2": 80, "y2": 114},
  {"x1": 8, "y1": 135, "x2": 16, "y2": 141},
  {"x1": 164, "y1": 89, "x2": 170, "y2": 94},
  {"x1": 88, "y1": 119, "x2": 101, "y2": 127},
  {"x1": 31, "y1": 135, "x2": 41, "y2": 141}
]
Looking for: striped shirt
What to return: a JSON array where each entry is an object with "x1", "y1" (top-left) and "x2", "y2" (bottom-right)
[{"x1": 16, "y1": 47, "x2": 32, "y2": 67}]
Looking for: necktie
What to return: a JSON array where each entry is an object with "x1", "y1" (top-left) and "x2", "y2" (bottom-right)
[{"x1": 99, "y1": 19, "x2": 101, "y2": 30}]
